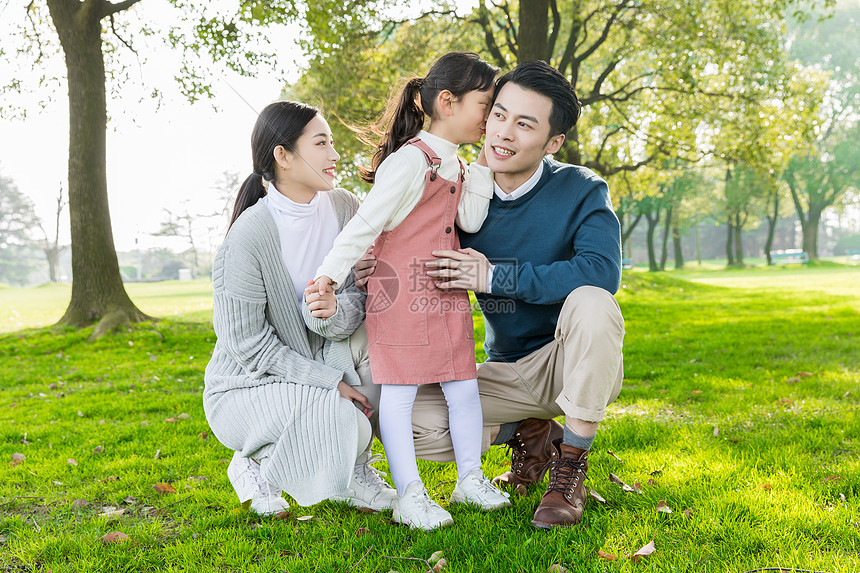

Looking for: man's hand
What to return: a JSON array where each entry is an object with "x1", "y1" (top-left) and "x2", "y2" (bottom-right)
[
  {"x1": 337, "y1": 381, "x2": 373, "y2": 418},
  {"x1": 305, "y1": 279, "x2": 337, "y2": 319},
  {"x1": 426, "y1": 248, "x2": 491, "y2": 293},
  {"x1": 353, "y1": 247, "x2": 376, "y2": 292}
]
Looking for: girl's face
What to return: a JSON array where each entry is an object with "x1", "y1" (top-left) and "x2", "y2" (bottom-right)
[
  {"x1": 277, "y1": 114, "x2": 340, "y2": 198},
  {"x1": 449, "y1": 88, "x2": 494, "y2": 144}
]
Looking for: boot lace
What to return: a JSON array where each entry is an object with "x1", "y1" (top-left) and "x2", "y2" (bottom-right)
[{"x1": 546, "y1": 456, "x2": 587, "y2": 498}]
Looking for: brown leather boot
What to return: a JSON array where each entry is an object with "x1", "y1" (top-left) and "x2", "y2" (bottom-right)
[
  {"x1": 492, "y1": 418, "x2": 564, "y2": 488},
  {"x1": 530, "y1": 441, "x2": 589, "y2": 529}
]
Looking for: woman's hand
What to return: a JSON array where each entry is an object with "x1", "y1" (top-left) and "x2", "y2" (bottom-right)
[
  {"x1": 305, "y1": 279, "x2": 337, "y2": 319},
  {"x1": 337, "y1": 381, "x2": 373, "y2": 418},
  {"x1": 353, "y1": 247, "x2": 377, "y2": 292}
]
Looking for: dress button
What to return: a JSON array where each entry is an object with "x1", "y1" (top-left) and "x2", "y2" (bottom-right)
[
  {"x1": 445, "y1": 227, "x2": 452, "y2": 234},
  {"x1": 450, "y1": 186, "x2": 456, "y2": 194}
]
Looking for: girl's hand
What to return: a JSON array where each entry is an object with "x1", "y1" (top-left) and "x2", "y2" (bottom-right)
[
  {"x1": 312, "y1": 275, "x2": 334, "y2": 296},
  {"x1": 305, "y1": 279, "x2": 337, "y2": 319},
  {"x1": 353, "y1": 247, "x2": 377, "y2": 292},
  {"x1": 337, "y1": 381, "x2": 373, "y2": 418}
]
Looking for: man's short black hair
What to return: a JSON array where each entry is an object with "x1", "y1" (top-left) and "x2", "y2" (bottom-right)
[{"x1": 494, "y1": 60, "x2": 581, "y2": 137}]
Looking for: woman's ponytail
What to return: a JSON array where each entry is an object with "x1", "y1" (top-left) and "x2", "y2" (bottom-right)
[{"x1": 228, "y1": 173, "x2": 266, "y2": 231}]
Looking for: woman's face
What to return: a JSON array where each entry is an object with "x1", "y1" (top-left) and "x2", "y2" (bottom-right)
[{"x1": 279, "y1": 114, "x2": 340, "y2": 196}]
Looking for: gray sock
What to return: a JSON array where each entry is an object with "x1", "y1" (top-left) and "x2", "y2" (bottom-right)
[
  {"x1": 562, "y1": 426, "x2": 595, "y2": 451},
  {"x1": 492, "y1": 421, "x2": 520, "y2": 445}
]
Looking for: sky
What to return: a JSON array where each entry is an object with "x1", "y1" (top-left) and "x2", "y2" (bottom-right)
[{"x1": 0, "y1": 0, "x2": 309, "y2": 253}]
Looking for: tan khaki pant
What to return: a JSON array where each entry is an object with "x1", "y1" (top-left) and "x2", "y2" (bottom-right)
[{"x1": 408, "y1": 285, "x2": 625, "y2": 462}]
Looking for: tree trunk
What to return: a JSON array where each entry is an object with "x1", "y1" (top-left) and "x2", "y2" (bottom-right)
[
  {"x1": 725, "y1": 217, "x2": 735, "y2": 266},
  {"x1": 734, "y1": 213, "x2": 744, "y2": 266},
  {"x1": 764, "y1": 190, "x2": 778, "y2": 265},
  {"x1": 659, "y1": 206, "x2": 672, "y2": 271},
  {"x1": 802, "y1": 210, "x2": 820, "y2": 259},
  {"x1": 672, "y1": 217, "x2": 684, "y2": 270},
  {"x1": 645, "y1": 211, "x2": 659, "y2": 272},
  {"x1": 518, "y1": 0, "x2": 549, "y2": 62},
  {"x1": 47, "y1": 0, "x2": 151, "y2": 331}
]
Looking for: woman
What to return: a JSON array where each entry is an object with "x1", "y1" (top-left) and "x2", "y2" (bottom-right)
[{"x1": 203, "y1": 101, "x2": 396, "y2": 514}]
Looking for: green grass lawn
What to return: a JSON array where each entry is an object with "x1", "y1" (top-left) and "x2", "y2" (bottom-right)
[{"x1": 1, "y1": 266, "x2": 858, "y2": 572}]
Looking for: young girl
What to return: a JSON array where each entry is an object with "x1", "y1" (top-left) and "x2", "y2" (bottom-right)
[
  {"x1": 310, "y1": 52, "x2": 511, "y2": 530},
  {"x1": 204, "y1": 101, "x2": 397, "y2": 517}
]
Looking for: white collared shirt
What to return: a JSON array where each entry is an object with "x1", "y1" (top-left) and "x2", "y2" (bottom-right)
[{"x1": 265, "y1": 182, "x2": 340, "y2": 302}]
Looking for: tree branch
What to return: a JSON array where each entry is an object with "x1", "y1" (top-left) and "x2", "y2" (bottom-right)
[
  {"x1": 109, "y1": 13, "x2": 137, "y2": 55},
  {"x1": 25, "y1": 0, "x2": 45, "y2": 63},
  {"x1": 577, "y1": 0, "x2": 632, "y2": 65},
  {"x1": 547, "y1": 0, "x2": 560, "y2": 61},
  {"x1": 471, "y1": 6, "x2": 507, "y2": 68},
  {"x1": 101, "y1": 0, "x2": 143, "y2": 18}
]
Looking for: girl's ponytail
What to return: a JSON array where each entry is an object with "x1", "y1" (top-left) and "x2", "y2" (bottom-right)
[
  {"x1": 357, "y1": 53, "x2": 498, "y2": 184},
  {"x1": 360, "y1": 77, "x2": 425, "y2": 184},
  {"x1": 228, "y1": 173, "x2": 266, "y2": 230}
]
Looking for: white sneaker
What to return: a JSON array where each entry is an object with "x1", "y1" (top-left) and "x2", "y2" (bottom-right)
[
  {"x1": 330, "y1": 452, "x2": 398, "y2": 511},
  {"x1": 392, "y1": 482, "x2": 454, "y2": 530},
  {"x1": 227, "y1": 452, "x2": 290, "y2": 516},
  {"x1": 450, "y1": 469, "x2": 511, "y2": 511}
]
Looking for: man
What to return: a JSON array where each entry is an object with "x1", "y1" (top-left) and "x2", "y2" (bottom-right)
[{"x1": 415, "y1": 60, "x2": 625, "y2": 529}]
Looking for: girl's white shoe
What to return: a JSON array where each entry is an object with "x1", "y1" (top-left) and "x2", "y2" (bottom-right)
[
  {"x1": 450, "y1": 469, "x2": 512, "y2": 511},
  {"x1": 392, "y1": 482, "x2": 454, "y2": 530}
]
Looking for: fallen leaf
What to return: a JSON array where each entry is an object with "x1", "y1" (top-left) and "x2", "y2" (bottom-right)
[
  {"x1": 588, "y1": 488, "x2": 606, "y2": 504},
  {"x1": 153, "y1": 483, "x2": 176, "y2": 494},
  {"x1": 839, "y1": 494, "x2": 846, "y2": 504},
  {"x1": 656, "y1": 500, "x2": 672, "y2": 513},
  {"x1": 48, "y1": 383, "x2": 58, "y2": 390},
  {"x1": 713, "y1": 426, "x2": 719, "y2": 437},
  {"x1": 99, "y1": 507, "x2": 126, "y2": 519},
  {"x1": 198, "y1": 432, "x2": 209, "y2": 440},
  {"x1": 824, "y1": 475, "x2": 842, "y2": 482},
  {"x1": 296, "y1": 515, "x2": 314, "y2": 521},
  {"x1": 122, "y1": 496, "x2": 138, "y2": 505},
  {"x1": 760, "y1": 483, "x2": 772, "y2": 490},
  {"x1": 691, "y1": 389, "x2": 702, "y2": 395},
  {"x1": 428, "y1": 551, "x2": 445, "y2": 566},
  {"x1": 189, "y1": 476, "x2": 208, "y2": 484},
  {"x1": 785, "y1": 377, "x2": 801, "y2": 384},
  {"x1": 272, "y1": 510, "x2": 294, "y2": 520},
  {"x1": 101, "y1": 475, "x2": 118, "y2": 482},
  {"x1": 71, "y1": 499, "x2": 88, "y2": 508},
  {"x1": 177, "y1": 413, "x2": 191, "y2": 420},
  {"x1": 632, "y1": 482, "x2": 643, "y2": 494},
  {"x1": 355, "y1": 527, "x2": 370, "y2": 536},
  {"x1": 779, "y1": 398, "x2": 793, "y2": 405},
  {"x1": 52, "y1": 480, "x2": 63, "y2": 486},
  {"x1": 647, "y1": 479, "x2": 659, "y2": 487},
  {"x1": 67, "y1": 458, "x2": 78, "y2": 466},
  {"x1": 608, "y1": 473, "x2": 624, "y2": 485},
  {"x1": 77, "y1": 410, "x2": 84, "y2": 417},
  {"x1": 355, "y1": 506, "x2": 377, "y2": 513},
  {"x1": 682, "y1": 508, "x2": 695, "y2": 518},
  {"x1": 100, "y1": 531, "x2": 129, "y2": 544},
  {"x1": 11, "y1": 453, "x2": 25, "y2": 462},
  {"x1": 598, "y1": 550, "x2": 618, "y2": 562},
  {"x1": 607, "y1": 450, "x2": 622, "y2": 462},
  {"x1": 514, "y1": 484, "x2": 528, "y2": 497},
  {"x1": 548, "y1": 565, "x2": 570, "y2": 573},
  {"x1": 164, "y1": 417, "x2": 177, "y2": 423},
  {"x1": 630, "y1": 540, "x2": 656, "y2": 562},
  {"x1": 432, "y1": 558, "x2": 447, "y2": 572},
  {"x1": 797, "y1": 371, "x2": 814, "y2": 377},
  {"x1": 93, "y1": 446, "x2": 104, "y2": 455},
  {"x1": 649, "y1": 469, "x2": 663, "y2": 476}
]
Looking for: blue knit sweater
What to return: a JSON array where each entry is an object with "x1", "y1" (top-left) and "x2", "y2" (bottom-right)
[{"x1": 460, "y1": 158, "x2": 621, "y2": 363}]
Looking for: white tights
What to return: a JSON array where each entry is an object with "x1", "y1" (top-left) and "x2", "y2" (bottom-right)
[{"x1": 379, "y1": 379, "x2": 482, "y2": 495}]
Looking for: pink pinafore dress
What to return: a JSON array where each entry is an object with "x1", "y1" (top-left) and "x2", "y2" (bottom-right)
[{"x1": 365, "y1": 138, "x2": 478, "y2": 385}]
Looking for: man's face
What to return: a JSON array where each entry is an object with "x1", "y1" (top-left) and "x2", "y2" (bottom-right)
[{"x1": 484, "y1": 83, "x2": 564, "y2": 185}]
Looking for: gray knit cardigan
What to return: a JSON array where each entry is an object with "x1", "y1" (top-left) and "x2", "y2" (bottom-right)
[{"x1": 203, "y1": 190, "x2": 366, "y2": 506}]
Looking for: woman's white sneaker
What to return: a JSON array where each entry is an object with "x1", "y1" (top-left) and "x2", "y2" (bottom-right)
[
  {"x1": 226, "y1": 452, "x2": 290, "y2": 515},
  {"x1": 451, "y1": 469, "x2": 511, "y2": 511},
  {"x1": 392, "y1": 482, "x2": 454, "y2": 530},
  {"x1": 331, "y1": 452, "x2": 398, "y2": 511}
]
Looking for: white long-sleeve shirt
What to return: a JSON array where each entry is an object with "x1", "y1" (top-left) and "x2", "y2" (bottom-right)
[{"x1": 315, "y1": 130, "x2": 493, "y2": 286}]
